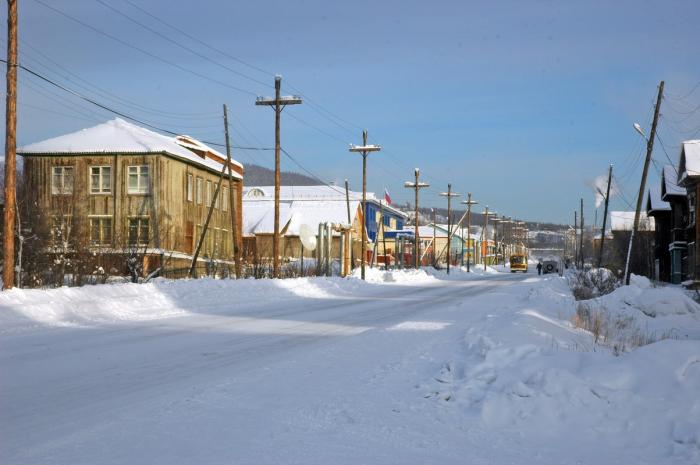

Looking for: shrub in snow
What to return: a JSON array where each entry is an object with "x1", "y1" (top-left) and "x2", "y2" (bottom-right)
[{"x1": 567, "y1": 268, "x2": 620, "y2": 300}]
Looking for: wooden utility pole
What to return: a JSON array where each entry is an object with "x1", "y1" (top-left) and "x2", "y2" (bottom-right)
[
  {"x1": 349, "y1": 130, "x2": 381, "y2": 280},
  {"x1": 598, "y1": 164, "x2": 613, "y2": 269},
  {"x1": 574, "y1": 211, "x2": 578, "y2": 268},
  {"x1": 223, "y1": 104, "x2": 241, "y2": 278},
  {"x1": 439, "y1": 184, "x2": 460, "y2": 274},
  {"x1": 462, "y1": 193, "x2": 478, "y2": 272},
  {"x1": 3, "y1": 0, "x2": 17, "y2": 290},
  {"x1": 579, "y1": 198, "x2": 584, "y2": 269},
  {"x1": 625, "y1": 81, "x2": 664, "y2": 285},
  {"x1": 256, "y1": 76, "x2": 302, "y2": 278},
  {"x1": 482, "y1": 207, "x2": 491, "y2": 271},
  {"x1": 404, "y1": 168, "x2": 429, "y2": 269},
  {"x1": 189, "y1": 153, "x2": 231, "y2": 278}
]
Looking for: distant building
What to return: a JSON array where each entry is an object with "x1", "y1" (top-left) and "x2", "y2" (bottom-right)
[{"x1": 242, "y1": 185, "x2": 407, "y2": 265}]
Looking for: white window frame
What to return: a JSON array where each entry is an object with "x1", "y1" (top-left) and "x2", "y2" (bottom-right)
[
  {"x1": 88, "y1": 215, "x2": 113, "y2": 246},
  {"x1": 51, "y1": 166, "x2": 74, "y2": 195},
  {"x1": 196, "y1": 178, "x2": 203, "y2": 205},
  {"x1": 689, "y1": 192, "x2": 696, "y2": 227},
  {"x1": 128, "y1": 216, "x2": 150, "y2": 246},
  {"x1": 186, "y1": 173, "x2": 194, "y2": 202},
  {"x1": 205, "y1": 180, "x2": 212, "y2": 206},
  {"x1": 89, "y1": 165, "x2": 112, "y2": 194},
  {"x1": 222, "y1": 186, "x2": 229, "y2": 212},
  {"x1": 127, "y1": 165, "x2": 150, "y2": 194}
]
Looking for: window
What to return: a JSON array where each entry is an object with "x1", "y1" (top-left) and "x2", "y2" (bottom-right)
[
  {"x1": 90, "y1": 166, "x2": 112, "y2": 194},
  {"x1": 128, "y1": 217, "x2": 150, "y2": 246},
  {"x1": 89, "y1": 216, "x2": 113, "y2": 246},
  {"x1": 214, "y1": 184, "x2": 221, "y2": 209},
  {"x1": 51, "y1": 166, "x2": 74, "y2": 195},
  {"x1": 127, "y1": 165, "x2": 149, "y2": 194},
  {"x1": 222, "y1": 186, "x2": 229, "y2": 212},
  {"x1": 186, "y1": 173, "x2": 193, "y2": 202},
  {"x1": 196, "y1": 178, "x2": 203, "y2": 205},
  {"x1": 205, "y1": 180, "x2": 212, "y2": 206}
]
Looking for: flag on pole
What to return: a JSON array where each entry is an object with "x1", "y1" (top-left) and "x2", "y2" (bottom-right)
[{"x1": 384, "y1": 187, "x2": 392, "y2": 205}]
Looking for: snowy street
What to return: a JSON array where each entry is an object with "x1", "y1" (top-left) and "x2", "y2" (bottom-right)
[{"x1": 1, "y1": 270, "x2": 699, "y2": 464}]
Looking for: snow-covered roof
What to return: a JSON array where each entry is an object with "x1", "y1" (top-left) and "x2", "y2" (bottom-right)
[
  {"x1": 677, "y1": 140, "x2": 700, "y2": 185},
  {"x1": 175, "y1": 135, "x2": 243, "y2": 170},
  {"x1": 243, "y1": 199, "x2": 362, "y2": 237},
  {"x1": 243, "y1": 185, "x2": 407, "y2": 219},
  {"x1": 661, "y1": 164, "x2": 685, "y2": 199},
  {"x1": 18, "y1": 118, "x2": 242, "y2": 179},
  {"x1": 610, "y1": 211, "x2": 655, "y2": 231},
  {"x1": 646, "y1": 187, "x2": 671, "y2": 214}
]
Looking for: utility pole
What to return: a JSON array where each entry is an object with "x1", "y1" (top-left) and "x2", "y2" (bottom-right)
[
  {"x1": 625, "y1": 80, "x2": 664, "y2": 285},
  {"x1": 3, "y1": 0, "x2": 17, "y2": 290},
  {"x1": 482, "y1": 207, "x2": 490, "y2": 271},
  {"x1": 404, "y1": 168, "x2": 429, "y2": 269},
  {"x1": 598, "y1": 164, "x2": 613, "y2": 269},
  {"x1": 223, "y1": 104, "x2": 241, "y2": 278},
  {"x1": 256, "y1": 75, "x2": 302, "y2": 278},
  {"x1": 439, "y1": 184, "x2": 461, "y2": 274},
  {"x1": 579, "y1": 198, "x2": 584, "y2": 269},
  {"x1": 432, "y1": 208, "x2": 436, "y2": 265},
  {"x1": 349, "y1": 130, "x2": 381, "y2": 280},
  {"x1": 574, "y1": 210, "x2": 578, "y2": 268}
]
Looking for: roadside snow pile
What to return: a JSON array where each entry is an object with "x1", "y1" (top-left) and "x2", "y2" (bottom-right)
[
  {"x1": 578, "y1": 274, "x2": 700, "y2": 342},
  {"x1": 425, "y1": 275, "x2": 700, "y2": 464},
  {"x1": 0, "y1": 274, "x2": 415, "y2": 333},
  {"x1": 353, "y1": 267, "x2": 438, "y2": 284}
]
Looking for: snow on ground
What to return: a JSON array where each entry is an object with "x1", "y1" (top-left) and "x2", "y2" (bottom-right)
[{"x1": 0, "y1": 269, "x2": 699, "y2": 464}]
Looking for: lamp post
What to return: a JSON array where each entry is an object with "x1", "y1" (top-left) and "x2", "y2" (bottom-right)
[{"x1": 349, "y1": 130, "x2": 381, "y2": 280}]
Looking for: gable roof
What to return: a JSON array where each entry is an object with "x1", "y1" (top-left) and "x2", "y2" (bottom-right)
[
  {"x1": 18, "y1": 118, "x2": 242, "y2": 179},
  {"x1": 243, "y1": 185, "x2": 407, "y2": 219},
  {"x1": 646, "y1": 187, "x2": 670, "y2": 215},
  {"x1": 677, "y1": 140, "x2": 700, "y2": 186},
  {"x1": 661, "y1": 164, "x2": 685, "y2": 199}
]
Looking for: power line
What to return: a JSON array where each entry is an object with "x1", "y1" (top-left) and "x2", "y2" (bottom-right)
[
  {"x1": 3, "y1": 58, "x2": 273, "y2": 152},
  {"x1": 93, "y1": 0, "x2": 272, "y2": 90},
  {"x1": 31, "y1": 0, "x2": 259, "y2": 97}
]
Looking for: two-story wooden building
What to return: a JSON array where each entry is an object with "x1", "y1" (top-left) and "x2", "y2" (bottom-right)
[
  {"x1": 677, "y1": 139, "x2": 700, "y2": 287},
  {"x1": 19, "y1": 118, "x2": 243, "y2": 279}
]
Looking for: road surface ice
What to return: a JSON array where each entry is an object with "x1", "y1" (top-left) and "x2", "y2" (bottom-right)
[{"x1": 0, "y1": 268, "x2": 698, "y2": 464}]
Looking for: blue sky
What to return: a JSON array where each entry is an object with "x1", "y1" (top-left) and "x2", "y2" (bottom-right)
[{"x1": 2, "y1": 0, "x2": 700, "y2": 224}]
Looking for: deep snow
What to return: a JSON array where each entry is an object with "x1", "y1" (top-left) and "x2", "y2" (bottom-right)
[{"x1": 0, "y1": 268, "x2": 698, "y2": 464}]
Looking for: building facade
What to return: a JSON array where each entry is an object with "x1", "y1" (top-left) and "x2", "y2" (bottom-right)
[{"x1": 19, "y1": 119, "x2": 243, "y2": 281}]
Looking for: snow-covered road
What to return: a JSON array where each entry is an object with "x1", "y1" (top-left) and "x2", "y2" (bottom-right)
[
  {"x1": 2, "y1": 270, "x2": 699, "y2": 465},
  {"x1": 0, "y1": 272, "x2": 525, "y2": 464}
]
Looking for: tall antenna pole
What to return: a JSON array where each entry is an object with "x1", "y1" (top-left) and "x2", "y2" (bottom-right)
[
  {"x1": 439, "y1": 184, "x2": 461, "y2": 274},
  {"x1": 598, "y1": 164, "x2": 613, "y2": 269},
  {"x1": 349, "y1": 130, "x2": 381, "y2": 280},
  {"x1": 625, "y1": 81, "x2": 664, "y2": 285},
  {"x1": 579, "y1": 198, "x2": 584, "y2": 269},
  {"x1": 3, "y1": 0, "x2": 17, "y2": 290},
  {"x1": 404, "y1": 168, "x2": 429, "y2": 269},
  {"x1": 256, "y1": 75, "x2": 302, "y2": 278}
]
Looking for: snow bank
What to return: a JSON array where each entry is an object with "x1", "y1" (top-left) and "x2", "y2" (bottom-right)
[{"x1": 424, "y1": 275, "x2": 700, "y2": 464}]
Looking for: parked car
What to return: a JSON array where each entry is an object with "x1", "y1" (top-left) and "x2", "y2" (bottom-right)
[{"x1": 542, "y1": 260, "x2": 558, "y2": 274}]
